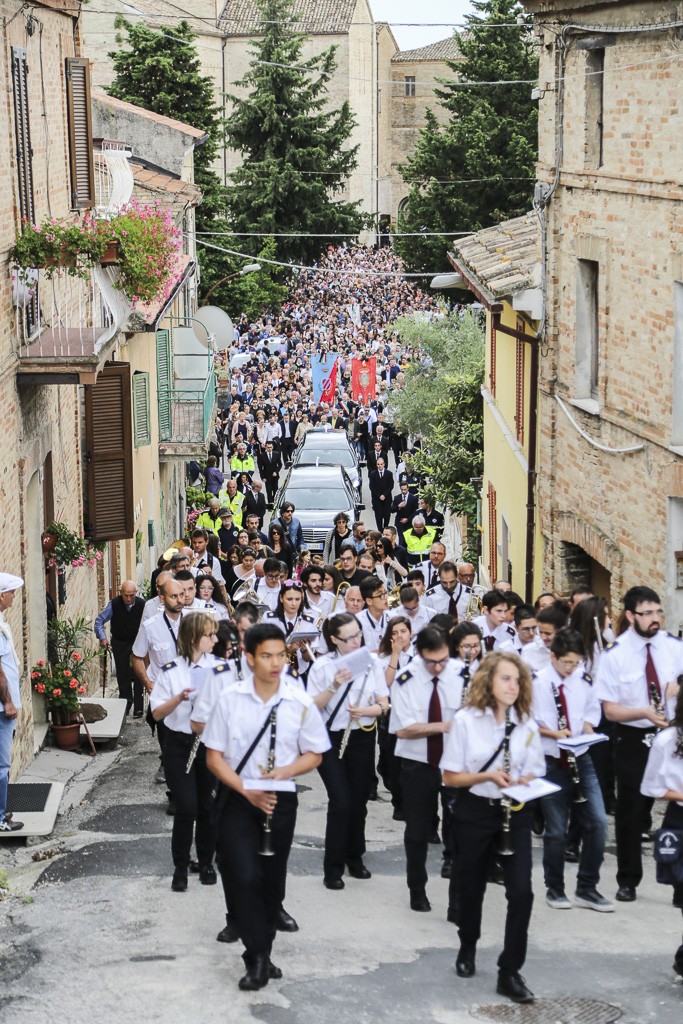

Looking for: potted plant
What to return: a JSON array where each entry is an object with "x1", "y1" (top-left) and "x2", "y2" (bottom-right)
[
  {"x1": 42, "y1": 520, "x2": 105, "y2": 570},
  {"x1": 31, "y1": 616, "x2": 98, "y2": 749},
  {"x1": 105, "y1": 199, "x2": 182, "y2": 305},
  {"x1": 10, "y1": 215, "x2": 108, "y2": 283}
]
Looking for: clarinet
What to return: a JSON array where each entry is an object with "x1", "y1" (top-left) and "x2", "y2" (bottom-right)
[
  {"x1": 259, "y1": 706, "x2": 278, "y2": 857},
  {"x1": 498, "y1": 707, "x2": 515, "y2": 857},
  {"x1": 550, "y1": 681, "x2": 586, "y2": 803},
  {"x1": 461, "y1": 649, "x2": 472, "y2": 691},
  {"x1": 643, "y1": 679, "x2": 666, "y2": 749}
]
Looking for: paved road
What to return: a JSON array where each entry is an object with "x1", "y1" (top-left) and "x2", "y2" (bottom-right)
[{"x1": 1, "y1": 717, "x2": 682, "y2": 1024}]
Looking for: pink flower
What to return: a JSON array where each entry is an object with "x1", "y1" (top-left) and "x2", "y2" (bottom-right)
[
  {"x1": 78, "y1": 685, "x2": 86, "y2": 695},
  {"x1": 52, "y1": 688, "x2": 62, "y2": 697},
  {"x1": 63, "y1": 670, "x2": 72, "y2": 679},
  {"x1": 71, "y1": 652, "x2": 82, "y2": 662},
  {"x1": 36, "y1": 684, "x2": 45, "y2": 694},
  {"x1": 96, "y1": 551, "x2": 103, "y2": 561},
  {"x1": 88, "y1": 559, "x2": 95, "y2": 568},
  {"x1": 72, "y1": 559, "x2": 80, "y2": 567},
  {"x1": 36, "y1": 660, "x2": 46, "y2": 667},
  {"x1": 31, "y1": 671, "x2": 40, "y2": 679},
  {"x1": 69, "y1": 680, "x2": 78, "y2": 689}
]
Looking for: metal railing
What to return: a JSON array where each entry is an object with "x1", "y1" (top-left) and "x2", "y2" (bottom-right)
[
  {"x1": 158, "y1": 316, "x2": 216, "y2": 445},
  {"x1": 94, "y1": 142, "x2": 134, "y2": 215}
]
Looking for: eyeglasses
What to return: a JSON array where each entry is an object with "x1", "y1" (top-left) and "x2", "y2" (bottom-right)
[
  {"x1": 518, "y1": 625, "x2": 537, "y2": 634},
  {"x1": 337, "y1": 630, "x2": 362, "y2": 643},
  {"x1": 265, "y1": 573, "x2": 281, "y2": 581},
  {"x1": 204, "y1": 631, "x2": 218, "y2": 639},
  {"x1": 556, "y1": 657, "x2": 582, "y2": 671},
  {"x1": 422, "y1": 655, "x2": 450, "y2": 668},
  {"x1": 458, "y1": 643, "x2": 481, "y2": 653},
  {"x1": 633, "y1": 609, "x2": 663, "y2": 618},
  {"x1": 282, "y1": 580, "x2": 303, "y2": 589}
]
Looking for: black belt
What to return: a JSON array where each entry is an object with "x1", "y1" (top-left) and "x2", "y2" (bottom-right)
[
  {"x1": 166, "y1": 728, "x2": 195, "y2": 747},
  {"x1": 546, "y1": 753, "x2": 588, "y2": 765},
  {"x1": 616, "y1": 724, "x2": 655, "y2": 737}
]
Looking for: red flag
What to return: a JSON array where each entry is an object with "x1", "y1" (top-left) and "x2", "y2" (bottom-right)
[
  {"x1": 351, "y1": 357, "x2": 376, "y2": 404},
  {"x1": 320, "y1": 358, "x2": 338, "y2": 403}
]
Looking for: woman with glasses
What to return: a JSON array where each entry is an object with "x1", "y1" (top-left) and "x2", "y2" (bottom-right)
[
  {"x1": 149, "y1": 612, "x2": 220, "y2": 893},
  {"x1": 376, "y1": 616, "x2": 413, "y2": 820},
  {"x1": 263, "y1": 579, "x2": 319, "y2": 675},
  {"x1": 323, "y1": 512, "x2": 352, "y2": 563},
  {"x1": 308, "y1": 612, "x2": 389, "y2": 889},
  {"x1": 195, "y1": 574, "x2": 231, "y2": 621},
  {"x1": 227, "y1": 547, "x2": 258, "y2": 600},
  {"x1": 448, "y1": 622, "x2": 483, "y2": 687}
]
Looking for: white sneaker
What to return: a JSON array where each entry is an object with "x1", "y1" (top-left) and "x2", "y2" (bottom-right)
[{"x1": 546, "y1": 888, "x2": 572, "y2": 909}]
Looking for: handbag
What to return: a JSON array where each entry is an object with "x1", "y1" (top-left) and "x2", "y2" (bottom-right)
[{"x1": 653, "y1": 827, "x2": 683, "y2": 885}]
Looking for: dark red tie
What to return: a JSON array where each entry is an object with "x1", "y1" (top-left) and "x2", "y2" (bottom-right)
[
  {"x1": 447, "y1": 593, "x2": 458, "y2": 619},
  {"x1": 484, "y1": 635, "x2": 495, "y2": 652},
  {"x1": 645, "y1": 643, "x2": 661, "y2": 699},
  {"x1": 427, "y1": 676, "x2": 443, "y2": 768},
  {"x1": 558, "y1": 682, "x2": 570, "y2": 769}
]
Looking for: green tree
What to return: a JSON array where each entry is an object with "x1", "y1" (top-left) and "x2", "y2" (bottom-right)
[
  {"x1": 224, "y1": 0, "x2": 366, "y2": 268},
  {"x1": 394, "y1": 0, "x2": 538, "y2": 274},
  {"x1": 389, "y1": 311, "x2": 484, "y2": 530}
]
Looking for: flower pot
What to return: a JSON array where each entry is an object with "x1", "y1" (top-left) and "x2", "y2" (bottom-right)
[
  {"x1": 41, "y1": 531, "x2": 58, "y2": 554},
  {"x1": 51, "y1": 722, "x2": 81, "y2": 752},
  {"x1": 100, "y1": 241, "x2": 120, "y2": 265}
]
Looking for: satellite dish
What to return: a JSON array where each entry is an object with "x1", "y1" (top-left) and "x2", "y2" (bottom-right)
[{"x1": 193, "y1": 306, "x2": 234, "y2": 351}]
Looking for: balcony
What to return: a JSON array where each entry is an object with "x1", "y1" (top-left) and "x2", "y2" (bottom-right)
[
  {"x1": 14, "y1": 266, "x2": 132, "y2": 385},
  {"x1": 157, "y1": 319, "x2": 217, "y2": 461}
]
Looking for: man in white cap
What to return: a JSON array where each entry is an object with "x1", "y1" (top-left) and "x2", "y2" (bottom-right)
[{"x1": 0, "y1": 573, "x2": 24, "y2": 832}]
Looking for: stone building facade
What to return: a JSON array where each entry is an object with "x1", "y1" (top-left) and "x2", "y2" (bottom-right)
[{"x1": 522, "y1": 0, "x2": 683, "y2": 620}]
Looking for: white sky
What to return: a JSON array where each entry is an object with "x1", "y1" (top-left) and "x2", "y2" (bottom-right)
[{"x1": 369, "y1": 0, "x2": 476, "y2": 49}]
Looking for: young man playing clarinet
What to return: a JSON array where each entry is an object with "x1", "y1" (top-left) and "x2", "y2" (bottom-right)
[{"x1": 204, "y1": 623, "x2": 330, "y2": 991}]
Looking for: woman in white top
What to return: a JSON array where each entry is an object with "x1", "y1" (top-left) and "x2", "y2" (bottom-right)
[
  {"x1": 441, "y1": 651, "x2": 545, "y2": 1005},
  {"x1": 149, "y1": 612, "x2": 219, "y2": 893},
  {"x1": 375, "y1": 616, "x2": 413, "y2": 819},
  {"x1": 641, "y1": 685, "x2": 683, "y2": 977},
  {"x1": 308, "y1": 612, "x2": 389, "y2": 888},
  {"x1": 195, "y1": 574, "x2": 231, "y2": 621}
]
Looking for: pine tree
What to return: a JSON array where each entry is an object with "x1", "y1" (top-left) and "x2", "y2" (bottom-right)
[
  {"x1": 394, "y1": 0, "x2": 539, "y2": 275},
  {"x1": 224, "y1": 0, "x2": 366, "y2": 268}
]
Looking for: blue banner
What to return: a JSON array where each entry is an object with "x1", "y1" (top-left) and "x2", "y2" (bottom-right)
[{"x1": 312, "y1": 353, "x2": 339, "y2": 405}]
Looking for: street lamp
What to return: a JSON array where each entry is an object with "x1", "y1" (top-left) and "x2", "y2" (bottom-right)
[{"x1": 201, "y1": 263, "x2": 261, "y2": 305}]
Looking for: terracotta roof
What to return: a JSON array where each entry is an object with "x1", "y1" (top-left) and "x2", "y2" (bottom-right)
[
  {"x1": 219, "y1": 0, "x2": 357, "y2": 35},
  {"x1": 451, "y1": 213, "x2": 541, "y2": 300},
  {"x1": 129, "y1": 159, "x2": 203, "y2": 216},
  {"x1": 392, "y1": 37, "x2": 462, "y2": 63},
  {"x1": 92, "y1": 89, "x2": 208, "y2": 142}
]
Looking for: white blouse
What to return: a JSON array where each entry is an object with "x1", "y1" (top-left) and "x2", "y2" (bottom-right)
[{"x1": 641, "y1": 725, "x2": 683, "y2": 807}]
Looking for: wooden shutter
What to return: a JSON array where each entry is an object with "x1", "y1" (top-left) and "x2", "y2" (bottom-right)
[
  {"x1": 12, "y1": 47, "x2": 38, "y2": 335},
  {"x1": 487, "y1": 482, "x2": 497, "y2": 581},
  {"x1": 85, "y1": 363, "x2": 134, "y2": 541},
  {"x1": 65, "y1": 58, "x2": 95, "y2": 209},
  {"x1": 489, "y1": 319, "x2": 497, "y2": 397},
  {"x1": 132, "y1": 372, "x2": 151, "y2": 447},
  {"x1": 156, "y1": 329, "x2": 172, "y2": 440},
  {"x1": 514, "y1": 324, "x2": 525, "y2": 445}
]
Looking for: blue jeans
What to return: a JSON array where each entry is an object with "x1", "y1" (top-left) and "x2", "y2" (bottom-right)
[
  {"x1": 0, "y1": 710, "x2": 17, "y2": 822},
  {"x1": 542, "y1": 753, "x2": 607, "y2": 893}
]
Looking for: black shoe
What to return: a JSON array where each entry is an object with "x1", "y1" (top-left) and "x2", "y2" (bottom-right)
[
  {"x1": 497, "y1": 971, "x2": 535, "y2": 1003},
  {"x1": 368, "y1": 786, "x2": 378, "y2": 801},
  {"x1": 324, "y1": 877, "x2": 345, "y2": 890},
  {"x1": 199, "y1": 864, "x2": 217, "y2": 886},
  {"x1": 441, "y1": 857, "x2": 452, "y2": 879},
  {"x1": 428, "y1": 828, "x2": 441, "y2": 845},
  {"x1": 673, "y1": 957, "x2": 683, "y2": 979},
  {"x1": 488, "y1": 859, "x2": 505, "y2": 886},
  {"x1": 0, "y1": 817, "x2": 24, "y2": 832},
  {"x1": 531, "y1": 806, "x2": 545, "y2": 837},
  {"x1": 133, "y1": 710, "x2": 144, "y2": 719},
  {"x1": 392, "y1": 808, "x2": 406, "y2": 821},
  {"x1": 166, "y1": 798, "x2": 176, "y2": 817},
  {"x1": 238, "y1": 954, "x2": 269, "y2": 991},
  {"x1": 455, "y1": 945, "x2": 476, "y2": 978},
  {"x1": 276, "y1": 906, "x2": 299, "y2": 932},
  {"x1": 447, "y1": 906, "x2": 460, "y2": 925},
  {"x1": 616, "y1": 885, "x2": 636, "y2": 902},
  {"x1": 347, "y1": 863, "x2": 371, "y2": 880},
  {"x1": 171, "y1": 868, "x2": 188, "y2": 892},
  {"x1": 672, "y1": 887, "x2": 683, "y2": 910},
  {"x1": 268, "y1": 960, "x2": 283, "y2": 980},
  {"x1": 189, "y1": 860, "x2": 201, "y2": 874},
  {"x1": 216, "y1": 915, "x2": 240, "y2": 943},
  {"x1": 564, "y1": 844, "x2": 579, "y2": 863},
  {"x1": 410, "y1": 891, "x2": 431, "y2": 912}
]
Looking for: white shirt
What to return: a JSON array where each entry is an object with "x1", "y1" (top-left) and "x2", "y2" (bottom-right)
[
  {"x1": 595, "y1": 628, "x2": 683, "y2": 729},
  {"x1": 520, "y1": 637, "x2": 549, "y2": 672},
  {"x1": 356, "y1": 609, "x2": 388, "y2": 652},
  {"x1": 200, "y1": 600, "x2": 229, "y2": 621},
  {"x1": 389, "y1": 656, "x2": 464, "y2": 763},
  {"x1": 471, "y1": 614, "x2": 516, "y2": 652},
  {"x1": 149, "y1": 654, "x2": 218, "y2": 733},
  {"x1": 132, "y1": 610, "x2": 182, "y2": 682},
  {"x1": 141, "y1": 596, "x2": 164, "y2": 624},
  {"x1": 308, "y1": 652, "x2": 389, "y2": 730},
  {"x1": 192, "y1": 660, "x2": 241, "y2": 725},
  {"x1": 532, "y1": 663, "x2": 601, "y2": 759},
  {"x1": 420, "y1": 562, "x2": 443, "y2": 591},
  {"x1": 441, "y1": 706, "x2": 546, "y2": 799},
  {"x1": 388, "y1": 603, "x2": 434, "y2": 634},
  {"x1": 202, "y1": 675, "x2": 330, "y2": 790},
  {"x1": 641, "y1": 726, "x2": 683, "y2": 806},
  {"x1": 256, "y1": 579, "x2": 281, "y2": 612},
  {"x1": 305, "y1": 590, "x2": 334, "y2": 621},
  {"x1": 426, "y1": 583, "x2": 471, "y2": 620},
  {"x1": 193, "y1": 552, "x2": 224, "y2": 584}
]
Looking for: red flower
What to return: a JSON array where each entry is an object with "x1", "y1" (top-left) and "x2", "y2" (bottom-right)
[
  {"x1": 52, "y1": 688, "x2": 62, "y2": 697},
  {"x1": 69, "y1": 680, "x2": 78, "y2": 689},
  {"x1": 36, "y1": 660, "x2": 46, "y2": 667},
  {"x1": 31, "y1": 671, "x2": 40, "y2": 679},
  {"x1": 71, "y1": 652, "x2": 83, "y2": 662},
  {"x1": 78, "y1": 685, "x2": 86, "y2": 695},
  {"x1": 63, "y1": 669, "x2": 72, "y2": 678},
  {"x1": 36, "y1": 683, "x2": 45, "y2": 694}
]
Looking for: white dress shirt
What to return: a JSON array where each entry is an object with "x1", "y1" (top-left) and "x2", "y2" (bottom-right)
[
  {"x1": 595, "y1": 628, "x2": 683, "y2": 729},
  {"x1": 441, "y1": 706, "x2": 546, "y2": 799},
  {"x1": 255, "y1": 579, "x2": 281, "y2": 612},
  {"x1": 641, "y1": 726, "x2": 683, "y2": 806},
  {"x1": 356, "y1": 609, "x2": 388, "y2": 652},
  {"x1": 388, "y1": 603, "x2": 434, "y2": 634},
  {"x1": 471, "y1": 614, "x2": 516, "y2": 652},
  {"x1": 192, "y1": 660, "x2": 240, "y2": 725},
  {"x1": 307, "y1": 652, "x2": 389, "y2": 730},
  {"x1": 389, "y1": 656, "x2": 464, "y2": 763},
  {"x1": 520, "y1": 637, "x2": 550, "y2": 672},
  {"x1": 149, "y1": 653, "x2": 218, "y2": 733},
  {"x1": 532, "y1": 662, "x2": 601, "y2": 759},
  {"x1": 426, "y1": 583, "x2": 471, "y2": 620},
  {"x1": 132, "y1": 610, "x2": 182, "y2": 682}
]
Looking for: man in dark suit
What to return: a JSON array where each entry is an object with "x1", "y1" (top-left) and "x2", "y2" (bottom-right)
[
  {"x1": 257, "y1": 441, "x2": 282, "y2": 505},
  {"x1": 278, "y1": 413, "x2": 295, "y2": 465},
  {"x1": 390, "y1": 482, "x2": 419, "y2": 543},
  {"x1": 366, "y1": 437, "x2": 390, "y2": 474},
  {"x1": 244, "y1": 480, "x2": 267, "y2": 528},
  {"x1": 368, "y1": 456, "x2": 394, "y2": 531}
]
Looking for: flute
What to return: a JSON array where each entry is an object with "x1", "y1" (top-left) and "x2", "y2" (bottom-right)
[
  {"x1": 339, "y1": 667, "x2": 371, "y2": 759},
  {"x1": 185, "y1": 734, "x2": 201, "y2": 773}
]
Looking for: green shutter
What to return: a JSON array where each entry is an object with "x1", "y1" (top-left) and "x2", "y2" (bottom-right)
[
  {"x1": 156, "y1": 328, "x2": 172, "y2": 441},
  {"x1": 132, "y1": 372, "x2": 151, "y2": 447}
]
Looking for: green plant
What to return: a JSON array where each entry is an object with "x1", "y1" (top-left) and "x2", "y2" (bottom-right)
[
  {"x1": 31, "y1": 616, "x2": 98, "y2": 726},
  {"x1": 42, "y1": 521, "x2": 105, "y2": 570},
  {"x1": 107, "y1": 200, "x2": 182, "y2": 304},
  {"x1": 186, "y1": 486, "x2": 210, "y2": 510},
  {"x1": 10, "y1": 216, "x2": 108, "y2": 282}
]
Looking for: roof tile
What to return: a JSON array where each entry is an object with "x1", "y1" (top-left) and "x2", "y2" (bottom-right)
[{"x1": 451, "y1": 213, "x2": 541, "y2": 300}]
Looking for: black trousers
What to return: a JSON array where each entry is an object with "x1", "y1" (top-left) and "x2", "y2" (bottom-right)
[
  {"x1": 318, "y1": 728, "x2": 376, "y2": 881},
  {"x1": 372, "y1": 504, "x2": 391, "y2": 531},
  {"x1": 454, "y1": 790, "x2": 534, "y2": 973},
  {"x1": 162, "y1": 730, "x2": 216, "y2": 870},
  {"x1": 662, "y1": 802, "x2": 683, "y2": 966},
  {"x1": 216, "y1": 790, "x2": 297, "y2": 957},
  {"x1": 400, "y1": 759, "x2": 442, "y2": 892},
  {"x1": 377, "y1": 723, "x2": 402, "y2": 811},
  {"x1": 614, "y1": 725, "x2": 654, "y2": 888},
  {"x1": 264, "y1": 475, "x2": 279, "y2": 504},
  {"x1": 111, "y1": 638, "x2": 143, "y2": 714}
]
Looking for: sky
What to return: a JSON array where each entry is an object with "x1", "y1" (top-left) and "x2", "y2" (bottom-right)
[{"x1": 369, "y1": 0, "x2": 477, "y2": 50}]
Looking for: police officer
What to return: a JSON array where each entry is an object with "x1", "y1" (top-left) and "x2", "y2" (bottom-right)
[
  {"x1": 389, "y1": 625, "x2": 464, "y2": 911},
  {"x1": 308, "y1": 612, "x2": 389, "y2": 888},
  {"x1": 402, "y1": 515, "x2": 436, "y2": 567},
  {"x1": 204, "y1": 623, "x2": 329, "y2": 991}
]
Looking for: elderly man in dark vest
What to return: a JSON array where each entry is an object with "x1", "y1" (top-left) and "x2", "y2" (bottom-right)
[{"x1": 94, "y1": 582, "x2": 145, "y2": 716}]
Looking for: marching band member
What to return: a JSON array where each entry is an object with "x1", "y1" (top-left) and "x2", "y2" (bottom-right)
[
  {"x1": 375, "y1": 615, "x2": 413, "y2": 821},
  {"x1": 204, "y1": 623, "x2": 329, "y2": 991},
  {"x1": 441, "y1": 651, "x2": 545, "y2": 1004},
  {"x1": 263, "y1": 580, "x2": 319, "y2": 677},
  {"x1": 301, "y1": 564, "x2": 334, "y2": 621},
  {"x1": 149, "y1": 612, "x2": 219, "y2": 892},
  {"x1": 388, "y1": 584, "x2": 434, "y2": 634},
  {"x1": 425, "y1": 561, "x2": 471, "y2": 621},
  {"x1": 308, "y1": 612, "x2": 389, "y2": 889},
  {"x1": 471, "y1": 590, "x2": 517, "y2": 652},
  {"x1": 356, "y1": 576, "x2": 390, "y2": 652}
]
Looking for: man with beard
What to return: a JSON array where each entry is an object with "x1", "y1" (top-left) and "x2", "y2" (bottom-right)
[{"x1": 596, "y1": 586, "x2": 680, "y2": 902}]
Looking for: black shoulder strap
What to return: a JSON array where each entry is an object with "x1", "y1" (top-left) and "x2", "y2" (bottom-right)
[
  {"x1": 326, "y1": 678, "x2": 356, "y2": 732},
  {"x1": 235, "y1": 700, "x2": 282, "y2": 775},
  {"x1": 478, "y1": 718, "x2": 516, "y2": 774}
]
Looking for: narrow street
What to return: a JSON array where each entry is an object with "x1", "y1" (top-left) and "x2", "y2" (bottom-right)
[{"x1": 1, "y1": 718, "x2": 681, "y2": 1024}]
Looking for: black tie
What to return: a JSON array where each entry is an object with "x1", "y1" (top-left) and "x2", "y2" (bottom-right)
[
  {"x1": 484, "y1": 635, "x2": 495, "y2": 652},
  {"x1": 286, "y1": 621, "x2": 294, "y2": 636}
]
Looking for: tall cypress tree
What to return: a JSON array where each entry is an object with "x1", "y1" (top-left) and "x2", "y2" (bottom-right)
[
  {"x1": 394, "y1": 0, "x2": 539, "y2": 275},
  {"x1": 224, "y1": 0, "x2": 366, "y2": 268}
]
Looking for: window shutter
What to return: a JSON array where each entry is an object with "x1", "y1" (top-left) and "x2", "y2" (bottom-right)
[
  {"x1": 489, "y1": 320, "x2": 497, "y2": 397},
  {"x1": 85, "y1": 363, "x2": 134, "y2": 541},
  {"x1": 65, "y1": 57, "x2": 95, "y2": 209},
  {"x1": 132, "y1": 372, "x2": 151, "y2": 447},
  {"x1": 487, "y1": 482, "x2": 497, "y2": 581},
  {"x1": 11, "y1": 47, "x2": 38, "y2": 335},
  {"x1": 156, "y1": 329, "x2": 172, "y2": 440},
  {"x1": 514, "y1": 323, "x2": 525, "y2": 445}
]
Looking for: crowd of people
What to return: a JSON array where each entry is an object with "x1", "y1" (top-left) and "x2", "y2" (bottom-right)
[{"x1": 3, "y1": 248, "x2": 682, "y2": 1003}]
